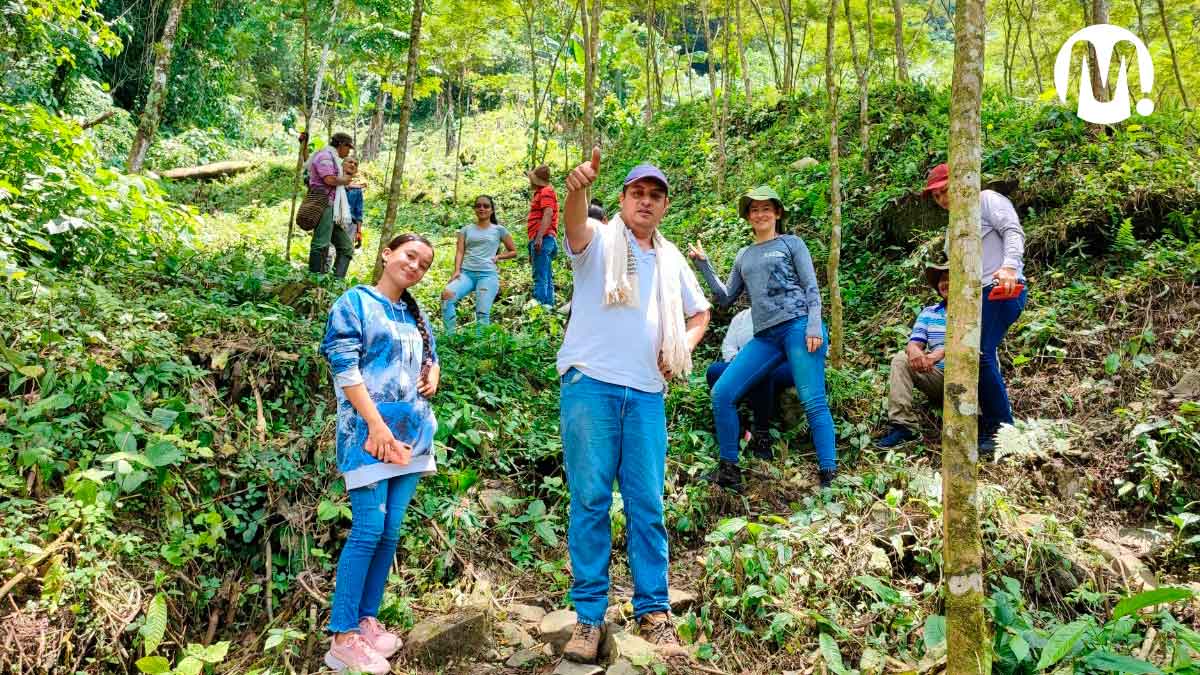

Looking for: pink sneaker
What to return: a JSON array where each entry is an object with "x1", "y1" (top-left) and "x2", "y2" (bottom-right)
[
  {"x1": 324, "y1": 633, "x2": 390, "y2": 674},
  {"x1": 359, "y1": 616, "x2": 402, "y2": 658}
]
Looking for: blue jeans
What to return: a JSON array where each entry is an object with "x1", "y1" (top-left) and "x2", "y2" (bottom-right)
[
  {"x1": 980, "y1": 284, "x2": 1027, "y2": 433},
  {"x1": 560, "y1": 368, "x2": 670, "y2": 626},
  {"x1": 711, "y1": 318, "x2": 836, "y2": 470},
  {"x1": 327, "y1": 474, "x2": 421, "y2": 633},
  {"x1": 442, "y1": 269, "x2": 500, "y2": 333},
  {"x1": 706, "y1": 361, "x2": 794, "y2": 433},
  {"x1": 530, "y1": 235, "x2": 557, "y2": 306}
]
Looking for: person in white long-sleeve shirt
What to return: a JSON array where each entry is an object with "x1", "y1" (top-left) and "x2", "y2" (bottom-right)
[{"x1": 924, "y1": 163, "x2": 1027, "y2": 454}]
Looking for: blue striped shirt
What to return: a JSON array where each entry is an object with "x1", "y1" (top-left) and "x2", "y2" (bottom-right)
[{"x1": 909, "y1": 301, "x2": 947, "y2": 370}]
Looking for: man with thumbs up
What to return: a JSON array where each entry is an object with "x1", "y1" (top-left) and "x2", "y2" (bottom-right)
[{"x1": 556, "y1": 148, "x2": 710, "y2": 663}]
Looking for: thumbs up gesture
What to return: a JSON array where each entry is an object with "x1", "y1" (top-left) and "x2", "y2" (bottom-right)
[{"x1": 566, "y1": 146, "x2": 601, "y2": 194}]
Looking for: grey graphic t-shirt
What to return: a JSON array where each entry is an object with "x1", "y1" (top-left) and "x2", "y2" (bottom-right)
[
  {"x1": 694, "y1": 234, "x2": 823, "y2": 338},
  {"x1": 460, "y1": 223, "x2": 509, "y2": 272}
]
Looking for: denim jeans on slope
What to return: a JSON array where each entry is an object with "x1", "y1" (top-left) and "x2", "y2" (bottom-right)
[
  {"x1": 705, "y1": 360, "x2": 794, "y2": 434},
  {"x1": 560, "y1": 368, "x2": 670, "y2": 626},
  {"x1": 327, "y1": 474, "x2": 421, "y2": 633},
  {"x1": 979, "y1": 284, "x2": 1027, "y2": 435},
  {"x1": 529, "y1": 235, "x2": 557, "y2": 306},
  {"x1": 442, "y1": 269, "x2": 500, "y2": 333},
  {"x1": 710, "y1": 318, "x2": 836, "y2": 470}
]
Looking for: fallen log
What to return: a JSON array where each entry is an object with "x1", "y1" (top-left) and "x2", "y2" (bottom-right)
[{"x1": 159, "y1": 160, "x2": 254, "y2": 181}]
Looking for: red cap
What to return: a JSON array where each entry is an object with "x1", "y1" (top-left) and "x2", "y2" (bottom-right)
[{"x1": 923, "y1": 163, "x2": 949, "y2": 196}]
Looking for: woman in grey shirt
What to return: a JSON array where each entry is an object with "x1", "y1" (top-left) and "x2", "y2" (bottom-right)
[
  {"x1": 440, "y1": 195, "x2": 518, "y2": 333},
  {"x1": 688, "y1": 185, "x2": 837, "y2": 491}
]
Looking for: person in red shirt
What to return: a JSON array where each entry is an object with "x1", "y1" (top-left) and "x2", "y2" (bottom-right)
[{"x1": 526, "y1": 165, "x2": 559, "y2": 306}]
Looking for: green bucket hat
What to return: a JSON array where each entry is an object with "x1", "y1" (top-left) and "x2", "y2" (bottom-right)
[{"x1": 738, "y1": 185, "x2": 785, "y2": 225}]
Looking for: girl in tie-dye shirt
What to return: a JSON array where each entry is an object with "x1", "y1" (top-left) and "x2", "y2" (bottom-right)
[{"x1": 317, "y1": 233, "x2": 440, "y2": 674}]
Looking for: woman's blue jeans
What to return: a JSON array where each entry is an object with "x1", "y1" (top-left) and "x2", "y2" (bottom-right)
[
  {"x1": 442, "y1": 269, "x2": 500, "y2": 333},
  {"x1": 979, "y1": 284, "x2": 1027, "y2": 433},
  {"x1": 560, "y1": 368, "x2": 670, "y2": 626},
  {"x1": 710, "y1": 318, "x2": 836, "y2": 470},
  {"x1": 705, "y1": 360, "x2": 794, "y2": 433},
  {"x1": 327, "y1": 474, "x2": 421, "y2": 634}
]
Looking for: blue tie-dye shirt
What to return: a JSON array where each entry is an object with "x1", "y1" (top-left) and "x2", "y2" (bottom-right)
[{"x1": 320, "y1": 285, "x2": 439, "y2": 489}]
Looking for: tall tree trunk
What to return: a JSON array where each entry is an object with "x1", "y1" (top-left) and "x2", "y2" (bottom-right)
[
  {"x1": 780, "y1": 0, "x2": 795, "y2": 94},
  {"x1": 1155, "y1": 0, "x2": 1191, "y2": 109},
  {"x1": 795, "y1": 16, "x2": 808, "y2": 92},
  {"x1": 750, "y1": 0, "x2": 783, "y2": 90},
  {"x1": 361, "y1": 82, "x2": 390, "y2": 162},
  {"x1": 702, "y1": 1, "x2": 726, "y2": 195},
  {"x1": 891, "y1": 0, "x2": 909, "y2": 82},
  {"x1": 843, "y1": 0, "x2": 871, "y2": 173},
  {"x1": 943, "y1": 0, "x2": 990, "y2": 670},
  {"x1": 126, "y1": 0, "x2": 187, "y2": 173},
  {"x1": 374, "y1": 0, "x2": 425, "y2": 283},
  {"x1": 736, "y1": 0, "x2": 752, "y2": 102},
  {"x1": 1133, "y1": 0, "x2": 1148, "y2": 46},
  {"x1": 721, "y1": 1, "x2": 732, "y2": 123},
  {"x1": 1087, "y1": 0, "x2": 1109, "y2": 102},
  {"x1": 644, "y1": 0, "x2": 657, "y2": 122},
  {"x1": 1015, "y1": 0, "x2": 1044, "y2": 93},
  {"x1": 521, "y1": 2, "x2": 542, "y2": 166},
  {"x1": 825, "y1": 0, "x2": 844, "y2": 367},
  {"x1": 1002, "y1": 0, "x2": 1015, "y2": 95},
  {"x1": 581, "y1": 0, "x2": 600, "y2": 157}
]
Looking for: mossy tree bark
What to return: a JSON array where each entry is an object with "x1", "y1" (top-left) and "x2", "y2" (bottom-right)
[
  {"x1": 943, "y1": 0, "x2": 991, "y2": 671},
  {"x1": 374, "y1": 0, "x2": 425, "y2": 283},
  {"x1": 581, "y1": 0, "x2": 602, "y2": 158},
  {"x1": 126, "y1": 0, "x2": 187, "y2": 173},
  {"x1": 825, "y1": 0, "x2": 844, "y2": 367},
  {"x1": 891, "y1": 0, "x2": 908, "y2": 82},
  {"x1": 701, "y1": 1, "x2": 726, "y2": 195},
  {"x1": 843, "y1": 0, "x2": 872, "y2": 173},
  {"x1": 736, "y1": 0, "x2": 753, "y2": 102}
]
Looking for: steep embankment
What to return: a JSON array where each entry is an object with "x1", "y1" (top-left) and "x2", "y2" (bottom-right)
[{"x1": 1, "y1": 85, "x2": 1197, "y2": 674}]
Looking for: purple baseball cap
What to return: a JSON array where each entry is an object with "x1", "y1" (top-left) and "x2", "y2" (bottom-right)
[{"x1": 623, "y1": 163, "x2": 669, "y2": 193}]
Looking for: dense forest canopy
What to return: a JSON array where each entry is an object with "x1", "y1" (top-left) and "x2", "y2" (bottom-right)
[{"x1": 0, "y1": 1, "x2": 1198, "y2": 674}]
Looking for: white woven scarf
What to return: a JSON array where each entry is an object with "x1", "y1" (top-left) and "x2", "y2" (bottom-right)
[{"x1": 600, "y1": 214, "x2": 693, "y2": 380}]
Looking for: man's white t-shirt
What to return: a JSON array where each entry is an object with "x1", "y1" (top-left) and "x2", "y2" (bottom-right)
[{"x1": 556, "y1": 219, "x2": 710, "y2": 393}]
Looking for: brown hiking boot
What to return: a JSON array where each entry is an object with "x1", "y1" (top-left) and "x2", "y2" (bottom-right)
[
  {"x1": 562, "y1": 621, "x2": 603, "y2": 663},
  {"x1": 638, "y1": 611, "x2": 688, "y2": 659}
]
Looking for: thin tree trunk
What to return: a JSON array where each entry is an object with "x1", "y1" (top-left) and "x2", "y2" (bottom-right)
[
  {"x1": 581, "y1": 0, "x2": 595, "y2": 156},
  {"x1": 1015, "y1": 0, "x2": 1044, "y2": 93},
  {"x1": 361, "y1": 81, "x2": 390, "y2": 162},
  {"x1": 127, "y1": 0, "x2": 187, "y2": 173},
  {"x1": 736, "y1": 0, "x2": 752, "y2": 102},
  {"x1": 722, "y1": 1, "x2": 732, "y2": 121},
  {"x1": 826, "y1": 0, "x2": 844, "y2": 367},
  {"x1": 1133, "y1": 0, "x2": 1148, "y2": 46},
  {"x1": 452, "y1": 74, "x2": 467, "y2": 203},
  {"x1": 374, "y1": 0, "x2": 425, "y2": 283},
  {"x1": 528, "y1": 1, "x2": 582, "y2": 164},
  {"x1": 1002, "y1": 0, "x2": 1014, "y2": 95},
  {"x1": 285, "y1": 0, "x2": 311, "y2": 263},
  {"x1": 843, "y1": 0, "x2": 870, "y2": 173},
  {"x1": 794, "y1": 16, "x2": 808, "y2": 92},
  {"x1": 644, "y1": 0, "x2": 656, "y2": 122},
  {"x1": 750, "y1": 0, "x2": 783, "y2": 90},
  {"x1": 780, "y1": 0, "x2": 795, "y2": 94},
  {"x1": 652, "y1": 0, "x2": 664, "y2": 112},
  {"x1": 682, "y1": 6, "x2": 697, "y2": 98},
  {"x1": 943, "y1": 0, "x2": 989, "y2": 669},
  {"x1": 1088, "y1": 0, "x2": 1109, "y2": 102},
  {"x1": 892, "y1": 0, "x2": 909, "y2": 82},
  {"x1": 521, "y1": 2, "x2": 542, "y2": 166},
  {"x1": 702, "y1": 1, "x2": 726, "y2": 195},
  {"x1": 1155, "y1": 0, "x2": 1191, "y2": 109}
]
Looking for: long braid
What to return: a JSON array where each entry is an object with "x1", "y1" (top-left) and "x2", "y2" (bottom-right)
[{"x1": 400, "y1": 288, "x2": 433, "y2": 378}]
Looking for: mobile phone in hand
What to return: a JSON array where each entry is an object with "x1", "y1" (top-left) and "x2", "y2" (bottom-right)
[{"x1": 987, "y1": 282, "x2": 1025, "y2": 301}]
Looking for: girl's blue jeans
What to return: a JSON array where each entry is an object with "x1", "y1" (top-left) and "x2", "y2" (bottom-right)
[
  {"x1": 442, "y1": 269, "x2": 500, "y2": 333},
  {"x1": 711, "y1": 318, "x2": 837, "y2": 470},
  {"x1": 327, "y1": 474, "x2": 420, "y2": 634}
]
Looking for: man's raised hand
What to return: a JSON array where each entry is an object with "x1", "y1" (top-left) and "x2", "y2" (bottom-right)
[{"x1": 566, "y1": 146, "x2": 601, "y2": 193}]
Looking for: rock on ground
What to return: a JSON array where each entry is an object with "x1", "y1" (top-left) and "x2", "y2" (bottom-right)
[
  {"x1": 505, "y1": 645, "x2": 546, "y2": 668},
  {"x1": 554, "y1": 660, "x2": 605, "y2": 675},
  {"x1": 667, "y1": 588, "x2": 698, "y2": 613},
  {"x1": 509, "y1": 603, "x2": 547, "y2": 624},
  {"x1": 498, "y1": 621, "x2": 536, "y2": 648},
  {"x1": 539, "y1": 609, "x2": 578, "y2": 649},
  {"x1": 404, "y1": 608, "x2": 490, "y2": 666},
  {"x1": 606, "y1": 659, "x2": 639, "y2": 675}
]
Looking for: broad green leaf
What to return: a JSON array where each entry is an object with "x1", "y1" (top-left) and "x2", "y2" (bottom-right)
[
  {"x1": 1035, "y1": 619, "x2": 1091, "y2": 670},
  {"x1": 854, "y1": 575, "x2": 902, "y2": 604},
  {"x1": 175, "y1": 656, "x2": 204, "y2": 675},
  {"x1": 145, "y1": 440, "x2": 184, "y2": 468},
  {"x1": 534, "y1": 520, "x2": 558, "y2": 547},
  {"x1": 150, "y1": 408, "x2": 179, "y2": 430},
  {"x1": 1010, "y1": 633, "x2": 1030, "y2": 662},
  {"x1": 1111, "y1": 587, "x2": 1194, "y2": 621},
  {"x1": 923, "y1": 615, "x2": 946, "y2": 650},
  {"x1": 135, "y1": 656, "x2": 170, "y2": 674},
  {"x1": 819, "y1": 632, "x2": 849, "y2": 675},
  {"x1": 265, "y1": 632, "x2": 284, "y2": 650},
  {"x1": 317, "y1": 499, "x2": 342, "y2": 521},
  {"x1": 1082, "y1": 651, "x2": 1161, "y2": 674},
  {"x1": 141, "y1": 592, "x2": 168, "y2": 655}
]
